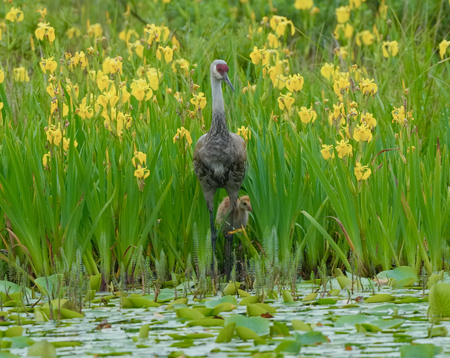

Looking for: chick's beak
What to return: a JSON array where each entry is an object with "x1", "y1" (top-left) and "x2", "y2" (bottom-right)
[
  {"x1": 248, "y1": 205, "x2": 253, "y2": 213},
  {"x1": 222, "y1": 72, "x2": 235, "y2": 93}
]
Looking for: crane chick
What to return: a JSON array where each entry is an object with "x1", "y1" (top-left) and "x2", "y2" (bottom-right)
[{"x1": 216, "y1": 196, "x2": 252, "y2": 235}]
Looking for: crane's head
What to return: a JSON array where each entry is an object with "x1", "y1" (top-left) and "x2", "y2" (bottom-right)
[
  {"x1": 210, "y1": 59, "x2": 235, "y2": 93},
  {"x1": 238, "y1": 196, "x2": 253, "y2": 213}
]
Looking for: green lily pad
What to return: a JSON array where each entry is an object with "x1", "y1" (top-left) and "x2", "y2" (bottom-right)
[
  {"x1": 167, "y1": 298, "x2": 189, "y2": 310},
  {"x1": 27, "y1": 340, "x2": 57, "y2": 357},
  {"x1": 428, "y1": 283, "x2": 450, "y2": 319},
  {"x1": 295, "y1": 331, "x2": 328, "y2": 345},
  {"x1": 366, "y1": 304, "x2": 399, "y2": 316},
  {"x1": 205, "y1": 296, "x2": 237, "y2": 308},
  {"x1": 356, "y1": 323, "x2": 381, "y2": 332},
  {"x1": 337, "y1": 276, "x2": 352, "y2": 289},
  {"x1": 43, "y1": 299, "x2": 73, "y2": 310},
  {"x1": 317, "y1": 298, "x2": 336, "y2": 305},
  {"x1": 3, "y1": 300, "x2": 23, "y2": 307},
  {"x1": 224, "y1": 283, "x2": 239, "y2": 296},
  {"x1": 139, "y1": 324, "x2": 150, "y2": 339},
  {"x1": 235, "y1": 326, "x2": 260, "y2": 341},
  {"x1": 427, "y1": 274, "x2": 441, "y2": 289},
  {"x1": 274, "y1": 340, "x2": 301, "y2": 354},
  {"x1": 256, "y1": 303, "x2": 276, "y2": 313},
  {"x1": 395, "y1": 297, "x2": 421, "y2": 304},
  {"x1": 283, "y1": 291, "x2": 294, "y2": 302},
  {"x1": 192, "y1": 307, "x2": 213, "y2": 316},
  {"x1": 0, "y1": 353, "x2": 20, "y2": 358},
  {"x1": 371, "y1": 318, "x2": 405, "y2": 329},
  {"x1": 211, "y1": 302, "x2": 236, "y2": 316},
  {"x1": 247, "y1": 304, "x2": 267, "y2": 316},
  {"x1": 292, "y1": 319, "x2": 312, "y2": 331},
  {"x1": 34, "y1": 308, "x2": 49, "y2": 322},
  {"x1": 215, "y1": 322, "x2": 236, "y2": 343},
  {"x1": 334, "y1": 314, "x2": 374, "y2": 327},
  {"x1": 238, "y1": 289, "x2": 250, "y2": 297},
  {"x1": 130, "y1": 297, "x2": 161, "y2": 308},
  {"x1": 91, "y1": 295, "x2": 116, "y2": 304},
  {"x1": 400, "y1": 344, "x2": 442, "y2": 357},
  {"x1": 302, "y1": 293, "x2": 317, "y2": 302},
  {"x1": 378, "y1": 266, "x2": 418, "y2": 282},
  {"x1": 4, "y1": 336, "x2": 34, "y2": 348},
  {"x1": 0, "y1": 280, "x2": 31, "y2": 296},
  {"x1": 35, "y1": 275, "x2": 61, "y2": 297},
  {"x1": 271, "y1": 322, "x2": 290, "y2": 337},
  {"x1": 429, "y1": 326, "x2": 448, "y2": 337},
  {"x1": 41, "y1": 307, "x2": 84, "y2": 319},
  {"x1": 186, "y1": 318, "x2": 225, "y2": 327},
  {"x1": 396, "y1": 277, "x2": 417, "y2": 288},
  {"x1": 168, "y1": 333, "x2": 214, "y2": 340},
  {"x1": 90, "y1": 274, "x2": 102, "y2": 292},
  {"x1": 239, "y1": 296, "x2": 260, "y2": 306},
  {"x1": 3, "y1": 326, "x2": 23, "y2": 337},
  {"x1": 224, "y1": 315, "x2": 270, "y2": 336},
  {"x1": 364, "y1": 294, "x2": 394, "y2": 303},
  {"x1": 176, "y1": 308, "x2": 205, "y2": 320},
  {"x1": 329, "y1": 289, "x2": 341, "y2": 296},
  {"x1": 144, "y1": 289, "x2": 176, "y2": 303}
]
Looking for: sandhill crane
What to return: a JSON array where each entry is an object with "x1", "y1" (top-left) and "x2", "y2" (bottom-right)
[
  {"x1": 216, "y1": 196, "x2": 252, "y2": 236},
  {"x1": 193, "y1": 59, "x2": 247, "y2": 278}
]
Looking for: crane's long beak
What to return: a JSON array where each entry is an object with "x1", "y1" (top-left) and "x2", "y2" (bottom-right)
[{"x1": 222, "y1": 72, "x2": 235, "y2": 93}]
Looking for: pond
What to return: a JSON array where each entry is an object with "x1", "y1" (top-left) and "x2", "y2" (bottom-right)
[{"x1": 1, "y1": 271, "x2": 449, "y2": 358}]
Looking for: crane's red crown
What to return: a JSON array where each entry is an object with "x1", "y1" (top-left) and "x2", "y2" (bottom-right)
[{"x1": 216, "y1": 64, "x2": 229, "y2": 73}]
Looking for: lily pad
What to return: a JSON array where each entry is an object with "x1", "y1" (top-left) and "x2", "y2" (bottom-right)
[
  {"x1": 271, "y1": 322, "x2": 290, "y2": 336},
  {"x1": 364, "y1": 294, "x2": 394, "y2": 303},
  {"x1": 239, "y1": 296, "x2": 259, "y2": 306},
  {"x1": 167, "y1": 298, "x2": 189, "y2": 310},
  {"x1": 176, "y1": 308, "x2": 205, "y2": 320},
  {"x1": 0, "y1": 280, "x2": 31, "y2": 296},
  {"x1": 334, "y1": 314, "x2": 374, "y2": 327},
  {"x1": 292, "y1": 319, "x2": 312, "y2": 331},
  {"x1": 205, "y1": 296, "x2": 237, "y2": 308},
  {"x1": 337, "y1": 276, "x2": 352, "y2": 289},
  {"x1": 215, "y1": 322, "x2": 236, "y2": 343},
  {"x1": 317, "y1": 298, "x2": 336, "y2": 305},
  {"x1": 144, "y1": 288, "x2": 176, "y2": 303},
  {"x1": 283, "y1": 291, "x2": 294, "y2": 302},
  {"x1": 235, "y1": 326, "x2": 260, "y2": 341},
  {"x1": 27, "y1": 340, "x2": 57, "y2": 357},
  {"x1": 225, "y1": 315, "x2": 270, "y2": 336},
  {"x1": 139, "y1": 324, "x2": 150, "y2": 339},
  {"x1": 400, "y1": 344, "x2": 442, "y2": 357},
  {"x1": 223, "y1": 283, "x2": 239, "y2": 296},
  {"x1": 378, "y1": 266, "x2": 418, "y2": 282},
  {"x1": 295, "y1": 331, "x2": 328, "y2": 345},
  {"x1": 211, "y1": 302, "x2": 236, "y2": 316},
  {"x1": 131, "y1": 297, "x2": 161, "y2": 308},
  {"x1": 302, "y1": 293, "x2": 317, "y2": 302},
  {"x1": 186, "y1": 318, "x2": 225, "y2": 327},
  {"x1": 274, "y1": 340, "x2": 301, "y2": 354},
  {"x1": 428, "y1": 283, "x2": 450, "y2": 319},
  {"x1": 90, "y1": 274, "x2": 102, "y2": 292},
  {"x1": 35, "y1": 275, "x2": 61, "y2": 297}
]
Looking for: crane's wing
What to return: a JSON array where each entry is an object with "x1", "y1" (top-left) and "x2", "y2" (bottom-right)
[{"x1": 229, "y1": 133, "x2": 247, "y2": 184}]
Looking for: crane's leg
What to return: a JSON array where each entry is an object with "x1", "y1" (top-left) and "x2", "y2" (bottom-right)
[
  {"x1": 225, "y1": 190, "x2": 238, "y2": 281},
  {"x1": 204, "y1": 189, "x2": 217, "y2": 279},
  {"x1": 209, "y1": 207, "x2": 217, "y2": 273}
]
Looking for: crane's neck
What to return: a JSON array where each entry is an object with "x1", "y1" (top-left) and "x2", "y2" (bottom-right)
[{"x1": 209, "y1": 77, "x2": 229, "y2": 137}]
